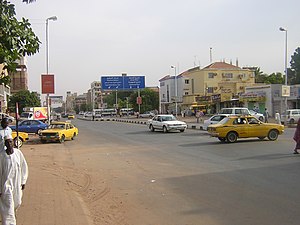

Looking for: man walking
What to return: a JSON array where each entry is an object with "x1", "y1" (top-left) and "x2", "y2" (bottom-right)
[{"x1": 264, "y1": 108, "x2": 269, "y2": 123}]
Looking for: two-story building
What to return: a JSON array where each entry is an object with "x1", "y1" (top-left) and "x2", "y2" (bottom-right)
[{"x1": 159, "y1": 61, "x2": 256, "y2": 115}]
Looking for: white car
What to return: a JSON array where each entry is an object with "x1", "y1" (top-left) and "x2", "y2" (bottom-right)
[
  {"x1": 202, "y1": 114, "x2": 228, "y2": 131},
  {"x1": 147, "y1": 114, "x2": 187, "y2": 133},
  {"x1": 249, "y1": 110, "x2": 265, "y2": 121}
]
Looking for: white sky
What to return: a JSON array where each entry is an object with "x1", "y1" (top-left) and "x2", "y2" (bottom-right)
[{"x1": 13, "y1": 0, "x2": 300, "y2": 99}]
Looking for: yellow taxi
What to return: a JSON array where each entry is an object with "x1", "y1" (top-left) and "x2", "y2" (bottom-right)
[
  {"x1": 12, "y1": 131, "x2": 29, "y2": 148},
  {"x1": 68, "y1": 114, "x2": 75, "y2": 119},
  {"x1": 39, "y1": 121, "x2": 78, "y2": 143},
  {"x1": 207, "y1": 115, "x2": 284, "y2": 143}
]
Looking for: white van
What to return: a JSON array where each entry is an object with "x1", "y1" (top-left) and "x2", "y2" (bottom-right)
[{"x1": 281, "y1": 109, "x2": 300, "y2": 124}]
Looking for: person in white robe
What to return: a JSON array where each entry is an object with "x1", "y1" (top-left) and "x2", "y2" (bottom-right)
[{"x1": 0, "y1": 118, "x2": 28, "y2": 225}]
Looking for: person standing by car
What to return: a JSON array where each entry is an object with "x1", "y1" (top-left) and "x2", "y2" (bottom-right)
[
  {"x1": 293, "y1": 119, "x2": 300, "y2": 154},
  {"x1": 263, "y1": 108, "x2": 269, "y2": 123}
]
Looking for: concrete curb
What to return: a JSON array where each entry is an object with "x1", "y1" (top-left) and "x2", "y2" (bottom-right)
[{"x1": 77, "y1": 117, "x2": 202, "y2": 130}]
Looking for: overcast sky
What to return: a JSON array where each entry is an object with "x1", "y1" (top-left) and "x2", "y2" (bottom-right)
[{"x1": 14, "y1": 0, "x2": 300, "y2": 99}]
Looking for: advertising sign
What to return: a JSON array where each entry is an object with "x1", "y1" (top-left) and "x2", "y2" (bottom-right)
[
  {"x1": 41, "y1": 74, "x2": 55, "y2": 94},
  {"x1": 33, "y1": 107, "x2": 48, "y2": 120},
  {"x1": 282, "y1": 85, "x2": 290, "y2": 97},
  {"x1": 101, "y1": 76, "x2": 145, "y2": 90}
]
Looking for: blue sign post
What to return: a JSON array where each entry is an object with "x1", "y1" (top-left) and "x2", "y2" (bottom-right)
[{"x1": 101, "y1": 76, "x2": 145, "y2": 90}]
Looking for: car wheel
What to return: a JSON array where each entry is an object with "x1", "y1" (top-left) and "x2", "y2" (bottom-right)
[
  {"x1": 268, "y1": 129, "x2": 278, "y2": 141},
  {"x1": 71, "y1": 133, "x2": 76, "y2": 140},
  {"x1": 180, "y1": 129, "x2": 185, "y2": 132},
  {"x1": 290, "y1": 118, "x2": 295, "y2": 124},
  {"x1": 149, "y1": 125, "x2": 155, "y2": 132},
  {"x1": 14, "y1": 137, "x2": 23, "y2": 148},
  {"x1": 226, "y1": 132, "x2": 238, "y2": 143},
  {"x1": 60, "y1": 135, "x2": 65, "y2": 143},
  {"x1": 258, "y1": 136, "x2": 266, "y2": 140},
  {"x1": 218, "y1": 137, "x2": 226, "y2": 143},
  {"x1": 163, "y1": 126, "x2": 168, "y2": 133},
  {"x1": 37, "y1": 129, "x2": 43, "y2": 135},
  {"x1": 259, "y1": 116, "x2": 264, "y2": 121}
]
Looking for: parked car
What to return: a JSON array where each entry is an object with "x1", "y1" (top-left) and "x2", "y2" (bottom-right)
[
  {"x1": 207, "y1": 115, "x2": 284, "y2": 143},
  {"x1": 12, "y1": 131, "x2": 29, "y2": 148},
  {"x1": 10, "y1": 119, "x2": 48, "y2": 134},
  {"x1": 0, "y1": 113, "x2": 15, "y2": 123},
  {"x1": 147, "y1": 114, "x2": 187, "y2": 133},
  {"x1": 281, "y1": 109, "x2": 300, "y2": 124},
  {"x1": 220, "y1": 107, "x2": 264, "y2": 121},
  {"x1": 202, "y1": 114, "x2": 228, "y2": 131},
  {"x1": 139, "y1": 111, "x2": 155, "y2": 118},
  {"x1": 39, "y1": 121, "x2": 78, "y2": 143},
  {"x1": 249, "y1": 110, "x2": 265, "y2": 121}
]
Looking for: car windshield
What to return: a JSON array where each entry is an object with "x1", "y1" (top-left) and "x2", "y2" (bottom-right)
[
  {"x1": 161, "y1": 116, "x2": 177, "y2": 121},
  {"x1": 220, "y1": 109, "x2": 232, "y2": 114},
  {"x1": 49, "y1": 124, "x2": 65, "y2": 129}
]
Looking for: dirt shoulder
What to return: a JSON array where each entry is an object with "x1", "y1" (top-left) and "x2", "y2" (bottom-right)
[{"x1": 17, "y1": 135, "x2": 129, "y2": 225}]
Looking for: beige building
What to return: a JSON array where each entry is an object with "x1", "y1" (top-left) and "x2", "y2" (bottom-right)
[
  {"x1": 160, "y1": 61, "x2": 257, "y2": 115},
  {"x1": 0, "y1": 64, "x2": 11, "y2": 113},
  {"x1": 9, "y1": 57, "x2": 28, "y2": 94},
  {"x1": 182, "y1": 62, "x2": 256, "y2": 113}
]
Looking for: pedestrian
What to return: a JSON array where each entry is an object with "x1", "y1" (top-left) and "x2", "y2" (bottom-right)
[
  {"x1": 92, "y1": 111, "x2": 95, "y2": 121},
  {"x1": 263, "y1": 108, "x2": 269, "y2": 123},
  {"x1": 0, "y1": 139, "x2": 28, "y2": 225},
  {"x1": 293, "y1": 119, "x2": 300, "y2": 154},
  {"x1": 0, "y1": 118, "x2": 28, "y2": 224}
]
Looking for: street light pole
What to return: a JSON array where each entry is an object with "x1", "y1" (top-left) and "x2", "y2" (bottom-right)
[
  {"x1": 171, "y1": 65, "x2": 177, "y2": 116},
  {"x1": 46, "y1": 16, "x2": 57, "y2": 124},
  {"x1": 279, "y1": 27, "x2": 288, "y2": 123}
]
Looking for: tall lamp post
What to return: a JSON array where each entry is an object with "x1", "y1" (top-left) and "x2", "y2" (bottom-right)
[
  {"x1": 46, "y1": 16, "x2": 57, "y2": 124},
  {"x1": 279, "y1": 27, "x2": 288, "y2": 123},
  {"x1": 171, "y1": 65, "x2": 177, "y2": 116}
]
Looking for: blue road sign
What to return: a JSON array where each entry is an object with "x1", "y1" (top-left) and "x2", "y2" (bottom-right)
[
  {"x1": 101, "y1": 76, "x2": 145, "y2": 90},
  {"x1": 124, "y1": 76, "x2": 145, "y2": 89},
  {"x1": 101, "y1": 76, "x2": 123, "y2": 90}
]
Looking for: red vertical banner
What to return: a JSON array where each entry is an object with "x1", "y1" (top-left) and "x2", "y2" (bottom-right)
[
  {"x1": 136, "y1": 97, "x2": 142, "y2": 105},
  {"x1": 41, "y1": 74, "x2": 55, "y2": 94}
]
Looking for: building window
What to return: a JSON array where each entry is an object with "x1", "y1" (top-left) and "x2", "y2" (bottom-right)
[
  {"x1": 208, "y1": 73, "x2": 216, "y2": 78},
  {"x1": 185, "y1": 79, "x2": 189, "y2": 84},
  {"x1": 222, "y1": 73, "x2": 233, "y2": 78},
  {"x1": 207, "y1": 87, "x2": 214, "y2": 93},
  {"x1": 185, "y1": 92, "x2": 189, "y2": 95}
]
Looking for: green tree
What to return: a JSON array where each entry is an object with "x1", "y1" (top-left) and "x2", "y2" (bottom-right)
[
  {"x1": 0, "y1": 0, "x2": 40, "y2": 84},
  {"x1": 290, "y1": 47, "x2": 300, "y2": 84},
  {"x1": 264, "y1": 72, "x2": 285, "y2": 84},
  {"x1": 8, "y1": 90, "x2": 41, "y2": 113},
  {"x1": 254, "y1": 67, "x2": 267, "y2": 83},
  {"x1": 129, "y1": 88, "x2": 159, "y2": 113}
]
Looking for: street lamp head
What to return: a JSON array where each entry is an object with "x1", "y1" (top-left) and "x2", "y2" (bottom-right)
[
  {"x1": 279, "y1": 27, "x2": 286, "y2": 32},
  {"x1": 47, "y1": 16, "x2": 57, "y2": 21}
]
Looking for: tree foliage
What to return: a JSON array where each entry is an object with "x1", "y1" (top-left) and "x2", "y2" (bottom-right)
[
  {"x1": 0, "y1": 0, "x2": 40, "y2": 84},
  {"x1": 8, "y1": 90, "x2": 41, "y2": 113},
  {"x1": 290, "y1": 47, "x2": 300, "y2": 84},
  {"x1": 102, "y1": 88, "x2": 159, "y2": 113}
]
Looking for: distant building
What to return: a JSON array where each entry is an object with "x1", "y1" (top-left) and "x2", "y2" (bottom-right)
[
  {"x1": 66, "y1": 91, "x2": 77, "y2": 112},
  {"x1": 9, "y1": 57, "x2": 28, "y2": 94}
]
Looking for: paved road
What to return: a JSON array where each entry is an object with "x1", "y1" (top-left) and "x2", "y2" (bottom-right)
[{"x1": 17, "y1": 118, "x2": 299, "y2": 225}]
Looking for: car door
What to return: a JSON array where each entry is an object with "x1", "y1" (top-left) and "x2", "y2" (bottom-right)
[
  {"x1": 232, "y1": 118, "x2": 248, "y2": 137},
  {"x1": 247, "y1": 117, "x2": 265, "y2": 137},
  {"x1": 153, "y1": 116, "x2": 162, "y2": 129}
]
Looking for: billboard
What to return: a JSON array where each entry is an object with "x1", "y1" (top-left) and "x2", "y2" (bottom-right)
[
  {"x1": 101, "y1": 76, "x2": 145, "y2": 90},
  {"x1": 41, "y1": 74, "x2": 55, "y2": 94}
]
